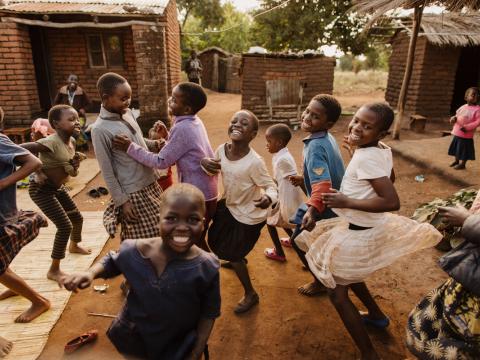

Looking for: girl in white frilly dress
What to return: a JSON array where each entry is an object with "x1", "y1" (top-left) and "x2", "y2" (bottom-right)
[{"x1": 295, "y1": 103, "x2": 442, "y2": 360}]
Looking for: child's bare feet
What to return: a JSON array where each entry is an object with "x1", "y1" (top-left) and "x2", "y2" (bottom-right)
[
  {"x1": 298, "y1": 280, "x2": 326, "y2": 296},
  {"x1": 0, "y1": 289, "x2": 17, "y2": 300},
  {"x1": 14, "y1": 296, "x2": 50, "y2": 323},
  {"x1": 0, "y1": 336, "x2": 13, "y2": 358},
  {"x1": 69, "y1": 242, "x2": 92, "y2": 255}
]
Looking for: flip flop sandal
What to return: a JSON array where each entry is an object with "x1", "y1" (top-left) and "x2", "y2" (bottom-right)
[
  {"x1": 264, "y1": 248, "x2": 286, "y2": 262},
  {"x1": 88, "y1": 188, "x2": 101, "y2": 198},
  {"x1": 280, "y1": 237, "x2": 292, "y2": 248},
  {"x1": 64, "y1": 329, "x2": 98, "y2": 354},
  {"x1": 97, "y1": 186, "x2": 109, "y2": 195},
  {"x1": 234, "y1": 293, "x2": 259, "y2": 314},
  {"x1": 359, "y1": 311, "x2": 390, "y2": 329}
]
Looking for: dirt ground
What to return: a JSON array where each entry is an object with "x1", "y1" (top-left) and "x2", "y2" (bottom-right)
[{"x1": 38, "y1": 91, "x2": 460, "y2": 359}]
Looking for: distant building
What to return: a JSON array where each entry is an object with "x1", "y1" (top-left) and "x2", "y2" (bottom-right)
[
  {"x1": 197, "y1": 47, "x2": 241, "y2": 94},
  {"x1": 0, "y1": 0, "x2": 181, "y2": 130},
  {"x1": 386, "y1": 13, "x2": 480, "y2": 121}
]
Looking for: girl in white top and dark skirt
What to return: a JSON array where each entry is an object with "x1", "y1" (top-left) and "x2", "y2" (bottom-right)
[
  {"x1": 202, "y1": 110, "x2": 278, "y2": 315},
  {"x1": 295, "y1": 103, "x2": 442, "y2": 360}
]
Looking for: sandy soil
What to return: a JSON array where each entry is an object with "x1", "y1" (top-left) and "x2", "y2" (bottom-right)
[{"x1": 38, "y1": 91, "x2": 460, "y2": 359}]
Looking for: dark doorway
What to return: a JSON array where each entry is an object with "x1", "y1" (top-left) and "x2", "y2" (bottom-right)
[
  {"x1": 450, "y1": 46, "x2": 480, "y2": 114},
  {"x1": 29, "y1": 26, "x2": 53, "y2": 114}
]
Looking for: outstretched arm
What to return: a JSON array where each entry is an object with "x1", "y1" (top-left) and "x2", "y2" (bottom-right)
[
  {"x1": 0, "y1": 153, "x2": 42, "y2": 191},
  {"x1": 20, "y1": 142, "x2": 50, "y2": 155}
]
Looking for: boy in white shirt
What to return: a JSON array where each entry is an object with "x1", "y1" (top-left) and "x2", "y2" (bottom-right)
[
  {"x1": 201, "y1": 110, "x2": 278, "y2": 314},
  {"x1": 264, "y1": 124, "x2": 305, "y2": 262}
]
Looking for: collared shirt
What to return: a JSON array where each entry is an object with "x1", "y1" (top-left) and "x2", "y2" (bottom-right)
[
  {"x1": 91, "y1": 106, "x2": 157, "y2": 207},
  {"x1": 127, "y1": 115, "x2": 218, "y2": 201},
  {"x1": 302, "y1": 131, "x2": 345, "y2": 196}
]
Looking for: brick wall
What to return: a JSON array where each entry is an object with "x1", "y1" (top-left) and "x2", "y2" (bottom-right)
[
  {"x1": 46, "y1": 27, "x2": 138, "y2": 108},
  {"x1": 0, "y1": 22, "x2": 41, "y2": 126},
  {"x1": 131, "y1": 24, "x2": 169, "y2": 132},
  {"x1": 241, "y1": 54, "x2": 335, "y2": 111},
  {"x1": 386, "y1": 32, "x2": 460, "y2": 121},
  {"x1": 164, "y1": 0, "x2": 181, "y2": 94}
]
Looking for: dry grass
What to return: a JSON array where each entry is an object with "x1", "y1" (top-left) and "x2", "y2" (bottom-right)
[{"x1": 333, "y1": 69, "x2": 388, "y2": 96}]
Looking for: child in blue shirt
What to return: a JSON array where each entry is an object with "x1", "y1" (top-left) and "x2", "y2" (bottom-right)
[
  {"x1": 289, "y1": 94, "x2": 345, "y2": 296},
  {"x1": 62, "y1": 184, "x2": 220, "y2": 360}
]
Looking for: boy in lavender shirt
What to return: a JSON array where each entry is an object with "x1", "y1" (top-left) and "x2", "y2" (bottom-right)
[{"x1": 113, "y1": 82, "x2": 217, "y2": 250}]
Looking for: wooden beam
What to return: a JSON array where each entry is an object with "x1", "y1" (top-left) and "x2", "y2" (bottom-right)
[{"x1": 1, "y1": 16, "x2": 165, "y2": 28}]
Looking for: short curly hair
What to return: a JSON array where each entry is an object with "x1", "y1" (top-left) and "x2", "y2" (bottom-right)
[
  {"x1": 267, "y1": 123, "x2": 292, "y2": 145},
  {"x1": 177, "y1": 82, "x2": 208, "y2": 114},
  {"x1": 312, "y1": 94, "x2": 342, "y2": 123},
  {"x1": 48, "y1": 104, "x2": 75, "y2": 128},
  {"x1": 96, "y1": 72, "x2": 128, "y2": 97},
  {"x1": 363, "y1": 102, "x2": 395, "y2": 131}
]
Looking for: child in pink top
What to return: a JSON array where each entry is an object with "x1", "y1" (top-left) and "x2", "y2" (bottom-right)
[{"x1": 448, "y1": 87, "x2": 480, "y2": 170}]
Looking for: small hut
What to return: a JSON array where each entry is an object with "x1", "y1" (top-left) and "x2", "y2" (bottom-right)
[
  {"x1": 386, "y1": 13, "x2": 480, "y2": 122},
  {"x1": 0, "y1": 0, "x2": 181, "y2": 130},
  {"x1": 241, "y1": 52, "x2": 335, "y2": 126},
  {"x1": 197, "y1": 47, "x2": 241, "y2": 93}
]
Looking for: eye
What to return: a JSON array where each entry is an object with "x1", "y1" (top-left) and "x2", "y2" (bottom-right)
[
  {"x1": 188, "y1": 216, "x2": 201, "y2": 224},
  {"x1": 164, "y1": 215, "x2": 177, "y2": 222}
]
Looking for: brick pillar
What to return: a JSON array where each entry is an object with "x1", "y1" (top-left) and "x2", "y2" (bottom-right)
[
  {"x1": 0, "y1": 22, "x2": 41, "y2": 126},
  {"x1": 131, "y1": 24, "x2": 169, "y2": 133}
]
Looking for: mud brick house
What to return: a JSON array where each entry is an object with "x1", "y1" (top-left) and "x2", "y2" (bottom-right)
[
  {"x1": 197, "y1": 46, "x2": 241, "y2": 94},
  {"x1": 0, "y1": 0, "x2": 181, "y2": 131},
  {"x1": 240, "y1": 52, "x2": 335, "y2": 126},
  {"x1": 386, "y1": 13, "x2": 480, "y2": 122}
]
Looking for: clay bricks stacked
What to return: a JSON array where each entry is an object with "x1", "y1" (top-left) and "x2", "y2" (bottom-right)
[
  {"x1": 164, "y1": 0, "x2": 181, "y2": 95},
  {"x1": 241, "y1": 54, "x2": 335, "y2": 116},
  {"x1": 386, "y1": 32, "x2": 460, "y2": 121},
  {"x1": 46, "y1": 27, "x2": 138, "y2": 107},
  {"x1": 0, "y1": 22, "x2": 41, "y2": 126},
  {"x1": 131, "y1": 24, "x2": 169, "y2": 132}
]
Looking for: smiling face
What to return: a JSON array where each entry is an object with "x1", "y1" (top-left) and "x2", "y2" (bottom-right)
[
  {"x1": 301, "y1": 99, "x2": 332, "y2": 133},
  {"x1": 168, "y1": 86, "x2": 191, "y2": 116},
  {"x1": 265, "y1": 129, "x2": 284, "y2": 154},
  {"x1": 347, "y1": 106, "x2": 386, "y2": 148},
  {"x1": 53, "y1": 107, "x2": 81, "y2": 136},
  {"x1": 103, "y1": 82, "x2": 132, "y2": 115},
  {"x1": 159, "y1": 194, "x2": 205, "y2": 253},
  {"x1": 67, "y1": 75, "x2": 78, "y2": 92},
  {"x1": 228, "y1": 111, "x2": 257, "y2": 143}
]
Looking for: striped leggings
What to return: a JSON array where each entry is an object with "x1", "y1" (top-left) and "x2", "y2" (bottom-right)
[{"x1": 29, "y1": 181, "x2": 83, "y2": 260}]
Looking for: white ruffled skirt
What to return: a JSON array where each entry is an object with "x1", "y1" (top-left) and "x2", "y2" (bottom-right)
[{"x1": 295, "y1": 214, "x2": 442, "y2": 288}]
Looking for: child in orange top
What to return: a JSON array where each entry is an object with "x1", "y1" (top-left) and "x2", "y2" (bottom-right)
[{"x1": 448, "y1": 87, "x2": 480, "y2": 170}]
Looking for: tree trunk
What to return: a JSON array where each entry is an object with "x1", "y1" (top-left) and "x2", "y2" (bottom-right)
[{"x1": 392, "y1": 3, "x2": 425, "y2": 140}]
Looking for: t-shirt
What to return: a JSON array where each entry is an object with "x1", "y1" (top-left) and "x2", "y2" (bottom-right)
[
  {"x1": 0, "y1": 134, "x2": 30, "y2": 225},
  {"x1": 37, "y1": 133, "x2": 76, "y2": 176},
  {"x1": 451, "y1": 104, "x2": 480, "y2": 139},
  {"x1": 101, "y1": 239, "x2": 220, "y2": 357},
  {"x1": 216, "y1": 143, "x2": 278, "y2": 225},
  {"x1": 272, "y1": 147, "x2": 304, "y2": 222},
  {"x1": 333, "y1": 144, "x2": 393, "y2": 227}
]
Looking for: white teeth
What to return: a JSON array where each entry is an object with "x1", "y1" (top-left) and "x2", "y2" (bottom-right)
[
  {"x1": 173, "y1": 236, "x2": 189, "y2": 244},
  {"x1": 231, "y1": 130, "x2": 241, "y2": 135},
  {"x1": 350, "y1": 134, "x2": 360, "y2": 140}
]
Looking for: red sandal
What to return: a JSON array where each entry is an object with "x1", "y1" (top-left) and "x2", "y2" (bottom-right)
[
  {"x1": 280, "y1": 237, "x2": 292, "y2": 248},
  {"x1": 64, "y1": 329, "x2": 98, "y2": 354},
  {"x1": 264, "y1": 248, "x2": 286, "y2": 262}
]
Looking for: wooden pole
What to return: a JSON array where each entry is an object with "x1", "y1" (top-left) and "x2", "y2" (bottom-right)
[{"x1": 392, "y1": 3, "x2": 425, "y2": 140}]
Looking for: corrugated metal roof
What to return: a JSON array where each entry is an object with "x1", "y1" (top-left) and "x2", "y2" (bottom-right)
[{"x1": 0, "y1": 0, "x2": 169, "y2": 16}]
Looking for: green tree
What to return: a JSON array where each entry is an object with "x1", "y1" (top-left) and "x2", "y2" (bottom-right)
[
  {"x1": 177, "y1": 0, "x2": 225, "y2": 28},
  {"x1": 251, "y1": 0, "x2": 369, "y2": 54}
]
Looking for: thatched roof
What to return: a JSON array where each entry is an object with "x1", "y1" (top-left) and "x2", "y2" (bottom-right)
[
  {"x1": 353, "y1": 0, "x2": 480, "y2": 16},
  {"x1": 401, "y1": 12, "x2": 480, "y2": 46}
]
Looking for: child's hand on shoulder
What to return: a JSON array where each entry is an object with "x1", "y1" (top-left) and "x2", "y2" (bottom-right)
[
  {"x1": 253, "y1": 195, "x2": 272, "y2": 209},
  {"x1": 112, "y1": 134, "x2": 132, "y2": 152},
  {"x1": 322, "y1": 189, "x2": 351, "y2": 208},
  {"x1": 200, "y1": 157, "x2": 221, "y2": 176},
  {"x1": 61, "y1": 271, "x2": 94, "y2": 292},
  {"x1": 288, "y1": 175, "x2": 304, "y2": 187}
]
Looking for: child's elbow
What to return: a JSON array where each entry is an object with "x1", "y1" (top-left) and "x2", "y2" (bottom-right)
[
  {"x1": 390, "y1": 198, "x2": 400, "y2": 211},
  {"x1": 31, "y1": 156, "x2": 43, "y2": 172}
]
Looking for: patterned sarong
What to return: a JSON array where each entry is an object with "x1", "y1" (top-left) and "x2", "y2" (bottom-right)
[
  {"x1": 0, "y1": 211, "x2": 48, "y2": 274},
  {"x1": 103, "y1": 182, "x2": 163, "y2": 240}
]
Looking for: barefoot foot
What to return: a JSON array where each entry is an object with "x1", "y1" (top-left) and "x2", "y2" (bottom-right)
[
  {"x1": 0, "y1": 289, "x2": 17, "y2": 301},
  {"x1": 0, "y1": 336, "x2": 13, "y2": 358},
  {"x1": 14, "y1": 296, "x2": 50, "y2": 323},
  {"x1": 47, "y1": 268, "x2": 67, "y2": 284},
  {"x1": 69, "y1": 242, "x2": 92, "y2": 255},
  {"x1": 298, "y1": 280, "x2": 326, "y2": 296}
]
